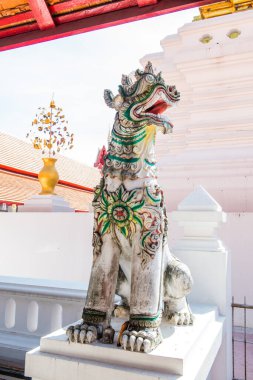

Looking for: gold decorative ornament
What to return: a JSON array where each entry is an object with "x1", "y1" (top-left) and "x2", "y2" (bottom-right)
[
  {"x1": 198, "y1": 0, "x2": 253, "y2": 19},
  {"x1": 199, "y1": 34, "x2": 213, "y2": 44},
  {"x1": 38, "y1": 158, "x2": 59, "y2": 195},
  {"x1": 227, "y1": 29, "x2": 241, "y2": 39},
  {"x1": 26, "y1": 98, "x2": 74, "y2": 195}
]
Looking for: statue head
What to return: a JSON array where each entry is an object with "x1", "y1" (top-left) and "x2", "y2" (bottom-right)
[{"x1": 104, "y1": 61, "x2": 180, "y2": 133}]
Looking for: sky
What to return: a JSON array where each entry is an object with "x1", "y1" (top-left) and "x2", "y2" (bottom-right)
[{"x1": 0, "y1": 7, "x2": 198, "y2": 166}]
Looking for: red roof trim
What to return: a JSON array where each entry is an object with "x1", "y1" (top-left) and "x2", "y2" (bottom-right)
[
  {"x1": 0, "y1": 164, "x2": 94, "y2": 193},
  {"x1": 0, "y1": 23, "x2": 38, "y2": 39},
  {"x1": 0, "y1": 0, "x2": 212, "y2": 52}
]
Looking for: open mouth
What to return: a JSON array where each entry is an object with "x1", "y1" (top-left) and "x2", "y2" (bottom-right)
[
  {"x1": 145, "y1": 100, "x2": 170, "y2": 115},
  {"x1": 132, "y1": 87, "x2": 176, "y2": 122}
]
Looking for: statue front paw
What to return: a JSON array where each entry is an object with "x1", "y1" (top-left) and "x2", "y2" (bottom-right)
[
  {"x1": 66, "y1": 322, "x2": 101, "y2": 344},
  {"x1": 120, "y1": 327, "x2": 162, "y2": 353}
]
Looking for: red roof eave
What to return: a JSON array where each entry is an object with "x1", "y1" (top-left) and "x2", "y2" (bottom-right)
[
  {"x1": 0, "y1": 0, "x2": 212, "y2": 52},
  {"x1": 0, "y1": 164, "x2": 94, "y2": 193}
]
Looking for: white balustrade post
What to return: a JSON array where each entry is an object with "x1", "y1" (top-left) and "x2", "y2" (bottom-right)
[{"x1": 171, "y1": 185, "x2": 232, "y2": 380}]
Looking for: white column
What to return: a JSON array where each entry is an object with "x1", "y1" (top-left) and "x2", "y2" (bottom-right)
[{"x1": 171, "y1": 185, "x2": 232, "y2": 380}]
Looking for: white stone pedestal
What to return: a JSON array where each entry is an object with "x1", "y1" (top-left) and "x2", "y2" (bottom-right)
[
  {"x1": 19, "y1": 195, "x2": 74, "y2": 212},
  {"x1": 25, "y1": 304, "x2": 224, "y2": 380}
]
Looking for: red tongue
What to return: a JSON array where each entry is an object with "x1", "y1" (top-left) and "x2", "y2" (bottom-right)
[{"x1": 147, "y1": 101, "x2": 168, "y2": 115}]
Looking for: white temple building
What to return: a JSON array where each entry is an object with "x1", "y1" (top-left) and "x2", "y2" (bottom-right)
[{"x1": 141, "y1": 9, "x2": 253, "y2": 213}]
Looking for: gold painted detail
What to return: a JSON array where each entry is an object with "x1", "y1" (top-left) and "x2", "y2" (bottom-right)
[
  {"x1": 0, "y1": 0, "x2": 30, "y2": 18},
  {"x1": 38, "y1": 157, "x2": 59, "y2": 195},
  {"x1": 227, "y1": 29, "x2": 241, "y2": 38},
  {"x1": 199, "y1": 34, "x2": 213, "y2": 43},
  {"x1": 198, "y1": 0, "x2": 253, "y2": 19}
]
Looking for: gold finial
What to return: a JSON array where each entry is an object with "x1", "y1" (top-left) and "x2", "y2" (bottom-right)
[{"x1": 196, "y1": 0, "x2": 253, "y2": 20}]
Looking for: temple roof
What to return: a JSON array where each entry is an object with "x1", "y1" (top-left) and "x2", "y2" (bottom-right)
[
  {"x1": 0, "y1": 0, "x2": 212, "y2": 52},
  {"x1": 0, "y1": 131, "x2": 100, "y2": 210}
]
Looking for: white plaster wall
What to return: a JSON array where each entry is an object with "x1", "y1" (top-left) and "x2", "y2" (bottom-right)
[
  {"x1": 0, "y1": 212, "x2": 251, "y2": 326},
  {"x1": 0, "y1": 213, "x2": 93, "y2": 286},
  {"x1": 220, "y1": 213, "x2": 253, "y2": 324}
]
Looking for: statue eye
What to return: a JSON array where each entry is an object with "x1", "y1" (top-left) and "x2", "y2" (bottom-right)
[{"x1": 145, "y1": 74, "x2": 155, "y2": 84}]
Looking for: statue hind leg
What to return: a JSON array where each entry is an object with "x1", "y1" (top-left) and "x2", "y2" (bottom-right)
[
  {"x1": 67, "y1": 233, "x2": 120, "y2": 344},
  {"x1": 163, "y1": 245, "x2": 194, "y2": 325}
]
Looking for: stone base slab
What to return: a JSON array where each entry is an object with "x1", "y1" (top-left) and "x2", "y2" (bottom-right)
[
  {"x1": 19, "y1": 195, "x2": 74, "y2": 212},
  {"x1": 25, "y1": 304, "x2": 224, "y2": 380}
]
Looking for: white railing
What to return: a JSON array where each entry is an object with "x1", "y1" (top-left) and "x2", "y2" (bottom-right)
[{"x1": 0, "y1": 276, "x2": 87, "y2": 376}]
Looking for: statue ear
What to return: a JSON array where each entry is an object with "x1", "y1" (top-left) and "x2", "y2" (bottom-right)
[
  {"x1": 104, "y1": 90, "x2": 115, "y2": 109},
  {"x1": 144, "y1": 61, "x2": 154, "y2": 74},
  {"x1": 121, "y1": 74, "x2": 132, "y2": 87}
]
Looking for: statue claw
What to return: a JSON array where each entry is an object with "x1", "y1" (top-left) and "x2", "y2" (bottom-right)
[
  {"x1": 86, "y1": 331, "x2": 93, "y2": 343},
  {"x1": 66, "y1": 326, "x2": 74, "y2": 343},
  {"x1": 122, "y1": 334, "x2": 128, "y2": 350},
  {"x1": 79, "y1": 329, "x2": 86, "y2": 344},
  {"x1": 74, "y1": 328, "x2": 80, "y2": 343},
  {"x1": 136, "y1": 337, "x2": 143, "y2": 352},
  {"x1": 129, "y1": 335, "x2": 136, "y2": 351},
  {"x1": 86, "y1": 326, "x2": 97, "y2": 343},
  {"x1": 143, "y1": 339, "x2": 151, "y2": 353}
]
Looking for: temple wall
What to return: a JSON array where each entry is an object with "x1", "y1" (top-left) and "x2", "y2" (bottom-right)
[
  {"x1": 0, "y1": 212, "x2": 251, "y2": 326},
  {"x1": 0, "y1": 213, "x2": 93, "y2": 285}
]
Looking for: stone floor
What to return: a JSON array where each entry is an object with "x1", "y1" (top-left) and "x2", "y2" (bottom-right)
[{"x1": 233, "y1": 330, "x2": 253, "y2": 380}]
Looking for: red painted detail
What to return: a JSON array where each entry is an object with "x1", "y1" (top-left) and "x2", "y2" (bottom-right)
[
  {"x1": 137, "y1": 0, "x2": 157, "y2": 7},
  {"x1": 0, "y1": 164, "x2": 94, "y2": 193},
  {"x1": 0, "y1": 23, "x2": 38, "y2": 39},
  {"x1": 58, "y1": 179, "x2": 94, "y2": 192},
  {"x1": 0, "y1": 11, "x2": 34, "y2": 28},
  {"x1": 53, "y1": 0, "x2": 137, "y2": 24},
  {"x1": 0, "y1": 199, "x2": 23, "y2": 206},
  {"x1": 0, "y1": 0, "x2": 212, "y2": 52},
  {"x1": 94, "y1": 145, "x2": 107, "y2": 171},
  {"x1": 28, "y1": 0, "x2": 55, "y2": 30}
]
